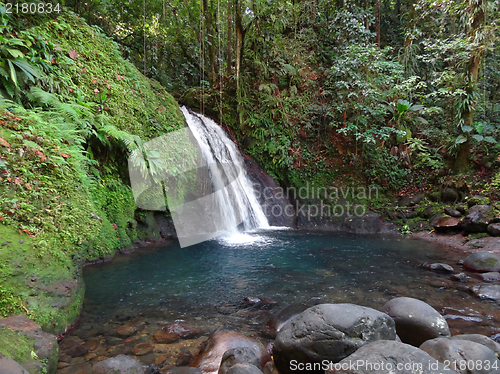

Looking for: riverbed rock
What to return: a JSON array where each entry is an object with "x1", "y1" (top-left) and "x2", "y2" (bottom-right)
[
  {"x1": 450, "y1": 273, "x2": 468, "y2": 282},
  {"x1": 467, "y1": 195, "x2": 489, "y2": 208},
  {"x1": 89, "y1": 354, "x2": 143, "y2": 374},
  {"x1": 219, "y1": 347, "x2": 262, "y2": 374},
  {"x1": 487, "y1": 224, "x2": 500, "y2": 237},
  {"x1": 463, "y1": 251, "x2": 500, "y2": 272},
  {"x1": 262, "y1": 303, "x2": 309, "y2": 338},
  {"x1": 381, "y1": 297, "x2": 450, "y2": 347},
  {"x1": 329, "y1": 340, "x2": 455, "y2": 374},
  {"x1": 115, "y1": 324, "x2": 137, "y2": 337},
  {"x1": 190, "y1": 332, "x2": 270, "y2": 374},
  {"x1": 152, "y1": 322, "x2": 199, "y2": 343},
  {"x1": 132, "y1": 342, "x2": 153, "y2": 356},
  {"x1": 450, "y1": 334, "x2": 500, "y2": 356},
  {"x1": 273, "y1": 303, "x2": 396, "y2": 374},
  {"x1": 462, "y1": 205, "x2": 495, "y2": 234},
  {"x1": 444, "y1": 207, "x2": 462, "y2": 218},
  {"x1": 470, "y1": 285, "x2": 500, "y2": 301},
  {"x1": 0, "y1": 353, "x2": 30, "y2": 374},
  {"x1": 433, "y1": 217, "x2": 462, "y2": 233},
  {"x1": 422, "y1": 263, "x2": 454, "y2": 273},
  {"x1": 477, "y1": 272, "x2": 500, "y2": 282},
  {"x1": 420, "y1": 338, "x2": 500, "y2": 374}
]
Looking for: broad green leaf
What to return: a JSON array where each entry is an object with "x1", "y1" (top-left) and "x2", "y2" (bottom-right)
[
  {"x1": 472, "y1": 134, "x2": 483, "y2": 142},
  {"x1": 6, "y1": 48, "x2": 24, "y2": 58},
  {"x1": 455, "y1": 135, "x2": 467, "y2": 144},
  {"x1": 7, "y1": 60, "x2": 17, "y2": 86},
  {"x1": 484, "y1": 136, "x2": 497, "y2": 144},
  {"x1": 461, "y1": 126, "x2": 473, "y2": 133},
  {"x1": 408, "y1": 104, "x2": 424, "y2": 112}
]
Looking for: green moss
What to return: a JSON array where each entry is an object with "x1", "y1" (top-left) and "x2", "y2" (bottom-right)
[
  {"x1": 0, "y1": 326, "x2": 33, "y2": 363},
  {"x1": 0, "y1": 10, "x2": 186, "y2": 334}
]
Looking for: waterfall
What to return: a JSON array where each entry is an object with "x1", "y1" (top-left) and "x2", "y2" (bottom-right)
[{"x1": 180, "y1": 107, "x2": 270, "y2": 238}]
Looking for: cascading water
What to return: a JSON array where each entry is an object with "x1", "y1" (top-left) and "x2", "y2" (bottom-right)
[{"x1": 180, "y1": 106, "x2": 270, "y2": 240}]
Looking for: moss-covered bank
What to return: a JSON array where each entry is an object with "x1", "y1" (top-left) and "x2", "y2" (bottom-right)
[{"x1": 0, "y1": 7, "x2": 185, "y2": 341}]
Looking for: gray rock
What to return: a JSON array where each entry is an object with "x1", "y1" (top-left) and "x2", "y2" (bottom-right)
[
  {"x1": 450, "y1": 273, "x2": 468, "y2": 282},
  {"x1": 450, "y1": 334, "x2": 500, "y2": 356},
  {"x1": 192, "y1": 332, "x2": 270, "y2": 374},
  {"x1": 463, "y1": 252, "x2": 500, "y2": 272},
  {"x1": 423, "y1": 263, "x2": 454, "y2": 273},
  {"x1": 219, "y1": 347, "x2": 262, "y2": 374},
  {"x1": 381, "y1": 297, "x2": 450, "y2": 347},
  {"x1": 487, "y1": 224, "x2": 500, "y2": 237},
  {"x1": 477, "y1": 272, "x2": 500, "y2": 282},
  {"x1": 471, "y1": 285, "x2": 500, "y2": 301},
  {"x1": 330, "y1": 340, "x2": 455, "y2": 374},
  {"x1": 420, "y1": 338, "x2": 500, "y2": 374},
  {"x1": 462, "y1": 205, "x2": 495, "y2": 234},
  {"x1": 0, "y1": 353, "x2": 30, "y2": 374},
  {"x1": 444, "y1": 207, "x2": 462, "y2": 218},
  {"x1": 262, "y1": 303, "x2": 309, "y2": 338},
  {"x1": 273, "y1": 303, "x2": 396, "y2": 374},
  {"x1": 90, "y1": 355, "x2": 144, "y2": 374},
  {"x1": 225, "y1": 364, "x2": 263, "y2": 374}
]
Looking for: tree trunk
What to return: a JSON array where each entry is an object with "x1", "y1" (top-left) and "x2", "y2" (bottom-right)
[
  {"x1": 454, "y1": 0, "x2": 485, "y2": 173},
  {"x1": 235, "y1": 0, "x2": 245, "y2": 125},
  {"x1": 376, "y1": 0, "x2": 381, "y2": 47},
  {"x1": 226, "y1": 0, "x2": 232, "y2": 77},
  {"x1": 203, "y1": 0, "x2": 217, "y2": 86}
]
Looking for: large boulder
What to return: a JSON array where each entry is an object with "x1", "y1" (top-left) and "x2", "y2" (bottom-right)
[
  {"x1": 381, "y1": 297, "x2": 450, "y2": 347},
  {"x1": 90, "y1": 354, "x2": 144, "y2": 374},
  {"x1": 462, "y1": 205, "x2": 495, "y2": 234},
  {"x1": 450, "y1": 334, "x2": 500, "y2": 356},
  {"x1": 219, "y1": 347, "x2": 262, "y2": 374},
  {"x1": 463, "y1": 252, "x2": 500, "y2": 273},
  {"x1": 191, "y1": 332, "x2": 270, "y2": 374},
  {"x1": 0, "y1": 353, "x2": 30, "y2": 374},
  {"x1": 262, "y1": 303, "x2": 309, "y2": 338},
  {"x1": 328, "y1": 340, "x2": 455, "y2": 374},
  {"x1": 272, "y1": 303, "x2": 396, "y2": 374},
  {"x1": 420, "y1": 338, "x2": 500, "y2": 374}
]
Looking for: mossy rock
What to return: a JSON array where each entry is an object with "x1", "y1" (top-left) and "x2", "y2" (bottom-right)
[
  {"x1": 463, "y1": 252, "x2": 500, "y2": 273},
  {"x1": 466, "y1": 195, "x2": 490, "y2": 208}
]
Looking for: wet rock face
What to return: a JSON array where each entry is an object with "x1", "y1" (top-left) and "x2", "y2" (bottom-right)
[
  {"x1": 89, "y1": 354, "x2": 144, "y2": 374},
  {"x1": 420, "y1": 338, "x2": 500, "y2": 374},
  {"x1": 463, "y1": 252, "x2": 500, "y2": 273},
  {"x1": 272, "y1": 303, "x2": 396, "y2": 374},
  {"x1": 487, "y1": 223, "x2": 500, "y2": 237},
  {"x1": 152, "y1": 322, "x2": 199, "y2": 343},
  {"x1": 381, "y1": 297, "x2": 450, "y2": 347},
  {"x1": 330, "y1": 340, "x2": 455, "y2": 374},
  {"x1": 190, "y1": 331, "x2": 270, "y2": 374},
  {"x1": 219, "y1": 347, "x2": 262, "y2": 374}
]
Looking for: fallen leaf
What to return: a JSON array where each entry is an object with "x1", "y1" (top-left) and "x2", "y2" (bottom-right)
[
  {"x1": 92, "y1": 79, "x2": 97, "y2": 84},
  {"x1": 69, "y1": 88, "x2": 73, "y2": 93},
  {"x1": 94, "y1": 88, "x2": 99, "y2": 94},
  {"x1": 0, "y1": 137, "x2": 10, "y2": 147},
  {"x1": 68, "y1": 50, "x2": 78, "y2": 59},
  {"x1": 60, "y1": 153, "x2": 71, "y2": 158}
]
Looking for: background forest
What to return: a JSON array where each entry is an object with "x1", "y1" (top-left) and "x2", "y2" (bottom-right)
[{"x1": 67, "y1": 0, "x2": 500, "y2": 195}]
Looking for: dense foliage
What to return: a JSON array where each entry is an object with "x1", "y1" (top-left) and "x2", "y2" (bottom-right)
[
  {"x1": 68, "y1": 0, "x2": 500, "y2": 195},
  {"x1": 0, "y1": 5, "x2": 186, "y2": 330}
]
